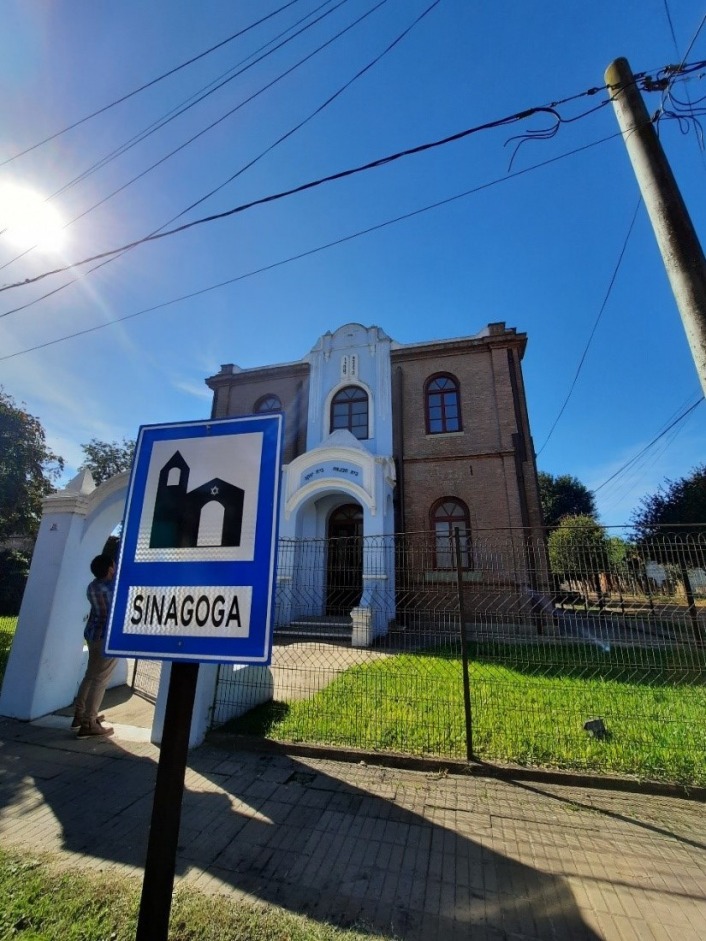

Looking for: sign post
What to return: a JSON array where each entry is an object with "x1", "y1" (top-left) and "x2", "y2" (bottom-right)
[
  {"x1": 136, "y1": 661, "x2": 199, "y2": 941},
  {"x1": 105, "y1": 414, "x2": 283, "y2": 941}
]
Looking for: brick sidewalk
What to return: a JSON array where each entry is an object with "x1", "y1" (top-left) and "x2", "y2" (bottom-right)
[{"x1": 1, "y1": 715, "x2": 705, "y2": 940}]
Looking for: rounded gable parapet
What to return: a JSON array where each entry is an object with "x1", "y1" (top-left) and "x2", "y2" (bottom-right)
[{"x1": 85, "y1": 470, "x2": 131, "y2": 514}]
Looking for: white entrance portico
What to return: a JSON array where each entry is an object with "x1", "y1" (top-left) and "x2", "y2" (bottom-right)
[{"x1": 276, "y1": 430, "x2": 396, "y2": 643}]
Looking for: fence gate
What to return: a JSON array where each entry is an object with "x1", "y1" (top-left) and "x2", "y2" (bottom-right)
[{"x1": 131, "y1": 659, "x2": 162, "y2": 702}]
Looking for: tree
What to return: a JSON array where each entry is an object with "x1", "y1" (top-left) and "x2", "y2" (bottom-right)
[
  {"x1": 547, "y1": 514, "x2": 610, "y2": 595},
  {"x1": 631, "y1": 464, "x2": 706, "y2": 539},
  {"x1": 0, "y1": 388, "x2": 64, "y2": 542},
  {"x1": 538, "y1": 471, "x2": 597, "y2": 528},
  {"x1": 0, "y1": 548, "x2": 31, "y2": 615},
  {"x1": 631, "y1": 465, "x2": 706, "y2": 644},
  {"x1": 80, "y1": 437, "x2": 135, "y2": 486},
  {"x1": 0, "y1": 389, "x2": 64, "y2": 614}
]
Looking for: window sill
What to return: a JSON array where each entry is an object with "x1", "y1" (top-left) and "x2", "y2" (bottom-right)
[{"x1": 426, "y1": 430, "x2": 464, "y2": 438}]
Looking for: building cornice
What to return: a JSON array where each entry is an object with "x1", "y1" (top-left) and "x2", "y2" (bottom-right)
[
  {"x1": 391, "y1": 331, "x2": 527, "y2": 362},
  {"x1": 205, "y1": 360, "x2": 309, "y2": 390}
]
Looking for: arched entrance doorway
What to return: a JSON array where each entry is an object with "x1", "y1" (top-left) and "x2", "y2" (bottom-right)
[{"x1": 326, "y1": 503, "x2": 363, "y2": 614}]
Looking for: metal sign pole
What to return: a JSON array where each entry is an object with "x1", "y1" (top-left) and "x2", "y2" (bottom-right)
[{"x1": 135, "y1": 661, "x2": 199, "y2": 941}]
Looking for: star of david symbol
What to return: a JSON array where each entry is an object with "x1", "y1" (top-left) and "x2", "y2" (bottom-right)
[{"x1": 210, "y1": 485, "x2": 219, "y2": 496}]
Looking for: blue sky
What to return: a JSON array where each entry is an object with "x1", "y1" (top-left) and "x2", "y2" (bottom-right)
[{"x1": 1, "y1": 0, "x2": 705, "y2": 529}]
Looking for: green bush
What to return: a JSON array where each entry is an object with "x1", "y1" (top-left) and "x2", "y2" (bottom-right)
[{"x1": 0, "y1": 550, "x2": 30, "y2": 615}]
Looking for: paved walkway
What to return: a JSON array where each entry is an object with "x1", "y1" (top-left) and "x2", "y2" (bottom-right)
[{"x1": 1, "y1": 707, "x2": 705, "y2": 940}]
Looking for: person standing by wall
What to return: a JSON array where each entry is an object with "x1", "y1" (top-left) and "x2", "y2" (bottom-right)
[{"x1": 72, "y1": 554, "x2": 117, "y2": 738}]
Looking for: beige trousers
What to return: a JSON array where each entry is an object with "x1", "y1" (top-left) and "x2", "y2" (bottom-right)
[{"x1": 74, "y1": 639, "x2": 118, "y2": 722}]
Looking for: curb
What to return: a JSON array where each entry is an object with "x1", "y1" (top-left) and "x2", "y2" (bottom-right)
[{"x1": 205, "y1": 732, "x2": 706, "y2": 802}]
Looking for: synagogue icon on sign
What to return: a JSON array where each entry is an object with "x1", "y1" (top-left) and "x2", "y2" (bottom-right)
[{"x1": 149, "y1": 450, "x2": 245, "y2": 549}]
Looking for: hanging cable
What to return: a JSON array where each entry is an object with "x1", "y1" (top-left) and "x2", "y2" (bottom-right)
[
  {"x1": 0, "y1": 130, "x2": 623, "y2": 356},
  {"x1": 3, "y1": 57, "x2": 701, "y2": 296},
  {"x1": 594, "y1": 398, "x2": 704, "y2": 493},
  {"x1": 0, "y1": 87, "x2": 633, "y2": 297},
  {"x1": 0, "y1": 0, "x2": 359, "y2": 273},
  {"x1": 536, "y1": 197, "x2": 643, "y2": 456},
  {"x1": 0, "y1": 0, "x2": 307, "y2": 167},
  {"x1": 47, "y1": 0, "x2": 342, "y2": 201},
  {"x1": 0, "y1": 0, "x2": 440, "y2": 317}
]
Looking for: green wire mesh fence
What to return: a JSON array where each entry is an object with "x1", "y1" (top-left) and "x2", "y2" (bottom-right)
[{"x1": 213, "y1": 528, "x2": 706, "y2": 785}]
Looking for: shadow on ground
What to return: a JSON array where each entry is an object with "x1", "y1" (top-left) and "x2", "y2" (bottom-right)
[{"x1": 0, "y1": 718, "x2": 602, "y2": 941}]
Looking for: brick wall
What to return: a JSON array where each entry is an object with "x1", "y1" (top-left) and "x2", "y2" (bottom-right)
[
  {"x1": 206, "y1": 364, "x2": 309, "y2": 464},
  {"x1": 391, "y1": 328, "x2": 544, "y2": 581}
]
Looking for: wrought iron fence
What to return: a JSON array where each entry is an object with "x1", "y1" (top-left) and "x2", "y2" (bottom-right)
[{"x1": 215, "y1": 528, "x2": 706, "y2": 786}]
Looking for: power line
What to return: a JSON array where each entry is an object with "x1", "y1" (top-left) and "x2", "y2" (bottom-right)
[
  {"x1": 0, "y1": 84, "x2": 625, "y2": 298},
  {"x1": 659, "y1": 4, "x2": 706, "y2": 173},
  {"x1": 0, "y1": 0, "x2": 440, "y2": 319},
  {"x1": 594, "y1": 397, "x2": 705, "y2": 493},
  {"x1": 51, "y1": 0, "x2": 390, "y2": 235},
  {"x1": 48, "y1": 0, "x2": 344, "y2": 203},
  {"x1": 4, "y1": 55, "x2": 699, "y2": 301},
  {"x1": 597, "y1": 392, "x2": 697, "y2": 509},
  {"x1": 0, "y1": 130, "x2": 622, "y2": 360},
  {"x1": 0, "y1": 0, "x2": 359, "y2": 274},
  {"x1": 662, "y1": 0, "x2": 679, "y2": 50},
  {"x1": 598, "y1": 412, "x2": 697, "y2": 514},
  {"x1": 6, "y1": 54, "x2": 701, "y2": 300},
  {"x1": 0, "y1": 0, "x2": 307, "y2": 167},
  {"x1": 163, "y1": 0, "x2": 443, "y2": 228},
  {"x1": 656, "y1": 11, "x2": 706, "y2": 124},
  {"x1": 536, "y1": 196, "x2": 642, "y2": 456}
]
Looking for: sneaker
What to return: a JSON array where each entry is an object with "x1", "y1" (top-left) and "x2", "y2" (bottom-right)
[
  {"x1": 71, "y1": 713, "x2": 104, "y2": 730},
  {"x1": 76, "y1": 720, "x2": 114, "y2": 739}
]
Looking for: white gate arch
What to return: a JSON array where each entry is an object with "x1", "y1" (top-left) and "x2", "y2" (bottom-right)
[
  {"x1": 0, "y1": 468, "x2": 130, "y2": 722},
  {"x1": 0, "y1": 468, "x2": 273, "y2": 746}
]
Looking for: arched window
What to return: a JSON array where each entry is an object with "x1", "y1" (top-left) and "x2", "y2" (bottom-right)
[
  {"x1": 330, "y1": 385, "x2": 368, "y2": 439},
  {"x1": 254, "y1": 394, "x2": 282, "y2": 413},
  {"x1": 431, "y1": 498, "x2": 471, "y2": 569},
  {"x1": 425, "y1": 373, "x2": 461, "y2": 434}
]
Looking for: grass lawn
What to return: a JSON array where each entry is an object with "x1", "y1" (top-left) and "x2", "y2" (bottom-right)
[
  {"x1": 0, "y1": 616, "x2": 17, "y2": 685},
  {"x1": 227, "y1": 642, "x2": 706, "y2": 786},
  {"x1": 0, "y1": 847, "x2": 386, "y2": 941}
]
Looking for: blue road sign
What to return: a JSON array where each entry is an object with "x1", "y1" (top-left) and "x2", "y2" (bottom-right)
[{"x1": 106, "y1": 414, "x2": 283, "y2": 665}]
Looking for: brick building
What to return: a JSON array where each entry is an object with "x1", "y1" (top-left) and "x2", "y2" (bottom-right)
[{"x1": 206, "y1": 322, "x2": 545, "y2": 640}]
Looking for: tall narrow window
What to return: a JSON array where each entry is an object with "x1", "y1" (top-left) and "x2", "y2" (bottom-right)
[
  {"x1": 254, "y1": 394, "x2": 282, "y2": 413},
  {"x1": 431, "y1": 498, "x2": 471, "y2": 569},
  {"x1": 425, "y1": 374, "x2": 461, "y2": 433},
  {"x1": 330, "y1": 385, "x2": 368, "y2": 439}
]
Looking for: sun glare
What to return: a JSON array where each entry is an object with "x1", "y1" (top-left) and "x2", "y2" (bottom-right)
[{"x1": 0, "y1": 182, "x2": 65, "y2": 252}]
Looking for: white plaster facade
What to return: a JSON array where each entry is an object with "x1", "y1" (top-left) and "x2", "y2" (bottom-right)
[
  {"x1": 276, "y1": 325, "x2": 397, "y2": 640},
  {"x1": 0, "y1": 469, "x2": 130, "y2": 722}
]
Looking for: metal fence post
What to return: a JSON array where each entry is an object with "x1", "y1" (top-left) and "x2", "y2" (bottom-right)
[{"x1": 454, "y1": 527, "x2": 474, "y2": 761}]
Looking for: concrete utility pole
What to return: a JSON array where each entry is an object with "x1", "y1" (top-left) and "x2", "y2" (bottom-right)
[{"x1": 605, "y1": 56, "x2": 706, "y2": 398}]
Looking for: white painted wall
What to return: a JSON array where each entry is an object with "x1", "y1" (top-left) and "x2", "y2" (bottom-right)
[
  {"x1": 306, "y1": 323, "x2": 393, "y2": 454},
  {"x1": 0, "y1": 470, "x2": 130, "y2": 720}
]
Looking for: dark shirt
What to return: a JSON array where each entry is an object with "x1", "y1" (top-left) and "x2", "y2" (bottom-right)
[{"x1": 84, "y1": 577, "x2": 114, "y2": 642}]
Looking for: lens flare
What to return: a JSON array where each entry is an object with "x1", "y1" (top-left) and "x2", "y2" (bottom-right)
[{"x1": 0, "y1": 182, "x2": 65, "y2": 252}]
